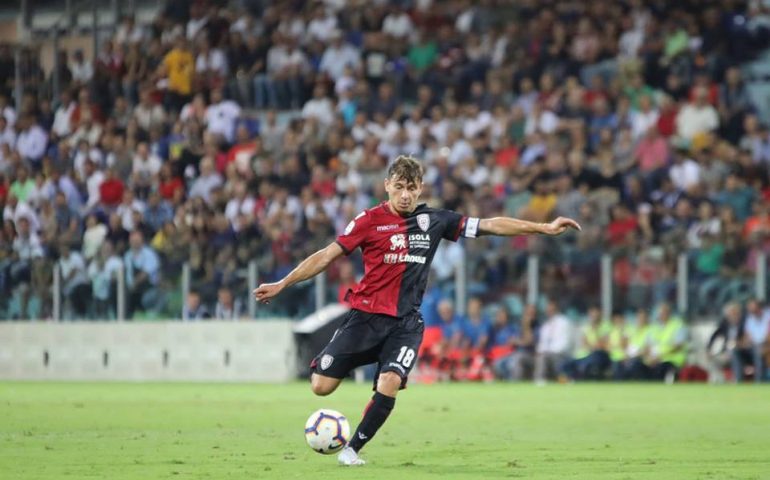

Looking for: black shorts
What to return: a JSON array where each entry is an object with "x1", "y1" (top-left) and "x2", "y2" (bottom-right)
[{"x1": 310, "y1": 309, "x2": 424, "y2": 390}]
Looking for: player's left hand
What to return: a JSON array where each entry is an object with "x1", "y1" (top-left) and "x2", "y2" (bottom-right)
[
  {"x1": 544, "y1": 217, "x2": 581, "y2": 235},
  {"x1": 253, "y1": 282, "x2": 284, "y2": 304}
]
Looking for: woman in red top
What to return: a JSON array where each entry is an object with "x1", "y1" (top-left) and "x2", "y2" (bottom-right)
[
  {"x1": 158, "y1": 163, "x2": 184, "y2": 201},
  {"x1": 607, "y1": 204, "x2": 639, "y2": 248}
]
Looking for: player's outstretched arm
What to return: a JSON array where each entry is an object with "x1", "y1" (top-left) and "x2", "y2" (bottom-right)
[
  {"x1": 477, "y1": 216, "x2": 581, "y2": 237},
  {"x1": 253, "y1": 242, "x2": 345, "y2": 304}
]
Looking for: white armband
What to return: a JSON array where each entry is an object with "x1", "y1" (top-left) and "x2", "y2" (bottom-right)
[{"x1": 464, "y1": 217, "x2": 480, "y2": 238}]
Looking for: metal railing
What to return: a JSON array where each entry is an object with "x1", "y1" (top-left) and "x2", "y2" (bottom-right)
[{"x1": 27, "y1": 247, "x2": 767, "y2": 322}]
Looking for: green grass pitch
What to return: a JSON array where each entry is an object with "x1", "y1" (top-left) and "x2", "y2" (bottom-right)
[{"x1": 1, "y1": 382, "x2": 769, "y2": 479}]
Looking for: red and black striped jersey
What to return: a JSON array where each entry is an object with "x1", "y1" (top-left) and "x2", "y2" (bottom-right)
[{"x1": 335, "y1": 201, "x2": 480, "y2": 318}]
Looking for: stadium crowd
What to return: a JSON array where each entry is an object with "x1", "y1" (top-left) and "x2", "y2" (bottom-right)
[
  {"x1": 416, "y1": 295, "x2": 770, "y2": 383},
  {"x1": 1, "y1": 0, "x2": 770, "y2": 373}
]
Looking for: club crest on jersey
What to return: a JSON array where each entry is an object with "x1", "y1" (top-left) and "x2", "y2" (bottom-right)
[
  {"x1": 320, "y1": 354, "x2": 334, "y2": 370},
  {"x1": 390, "y1": 233, "x2": 407, "y2": 251},
  {"x1": 417, "y1": 213, "x2": 430, "y2": 232}
]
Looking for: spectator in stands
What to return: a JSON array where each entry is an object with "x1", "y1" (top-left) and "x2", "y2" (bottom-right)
[
  {"x1": 741, "y1": 299, "x2": 770, "y2": 382},
  {"x1": 534, "y1": 300, "x2": 572, "y2": 383},
  {"x1": 488, "y1": 306, "x2": 518, "y2": 379},
  {"x1": 0, "y1": 0, "x2": 764, "y2": 350},
  {"x1": 9, "y1": 216, "x2": 43, "y2": 318},
  {"x1": 676, "y1": 85, "x2": 719, "y2": 143},
  {"x1": 124, "y1": 230, "x2": 160, "y2": 319},
  {"x1": 606, "y1": 310, "x2": 631, "y2": 380},
  {"x1": 16, "y1": 114, "x2": 48, "y2": 167},
  {"x1": 70, "y1": 49, "x2": 93, "y2": 85},
  {"x1": 562, "y1": 306, "x2": 610, "y2": 381},
  {"x1": 460, "y1": 297, "x2": 492, "y2": 381},
  {"x1": 617, "y1": 308, "x2": 654, "y2": 380},
  {"x1": 162, "y1": 36, "x2": 194, "y2": 112},
  {"x1": 182, "y1": 290, "x2": 210, "y2": 321},
  {"x1": 707, "y1": 301, "x2": 748, "y2": 383},
  {"x1": 87, "y1": 240, "x2": 121, "y2": 319},
  {"x1": 58, "y1": 241, "x2": 91, "y2": 319},
  {"x1": 133, "y1": 88, "x2": 167, "y2": 132},
  {"x1": 431, "y1": 298, "x2": 464, "y2": 378},
  {"x1": 81, "y1": 213, "x2": 107, "y2": 261},
  {"x1": 648, "y1": 302, "x2": 688, "y2": 382},
  {"x1": 214, "y1": 286, "x2": 243, "y2": 320}
]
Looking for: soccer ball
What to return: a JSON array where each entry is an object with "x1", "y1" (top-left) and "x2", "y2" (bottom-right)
[{"x1": 304, "y1": 408, "x2": 350, "y2": 454}]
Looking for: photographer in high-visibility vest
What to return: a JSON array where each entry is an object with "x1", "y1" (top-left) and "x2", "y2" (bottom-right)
[
  {"x1": 607, "y1": 310, "x2": 630, "y2": 379},
  {"x1": 614, "y1": 308, "x2": 654, "y2": 380},
  {"x1": 561, "y1": 306, "x2": 610, "y2": 381},
  {"x1": 647, "y1": 302, "x2": 688, "y2": 382}
]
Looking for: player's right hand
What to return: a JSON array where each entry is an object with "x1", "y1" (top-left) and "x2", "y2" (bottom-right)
[{"x1": 253, "y1": 282, "x2": 284, "y2": 304}]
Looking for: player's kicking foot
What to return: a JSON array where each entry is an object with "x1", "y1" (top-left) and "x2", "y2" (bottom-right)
[{"x1": 338, "y1": 446, "x2": 366, "y2": 466}]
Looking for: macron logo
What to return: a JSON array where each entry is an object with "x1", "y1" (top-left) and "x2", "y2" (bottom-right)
[
  {"x1": 357, "y1": 432, "x2": 368, "y2": 440},
  {"x1": 377, "y1": 224, "x2": 399, "y2": 232}
]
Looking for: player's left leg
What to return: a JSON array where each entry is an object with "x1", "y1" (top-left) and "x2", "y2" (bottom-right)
[
  {"x1": 338, "y1": 371, "x2": 402, "y2": 466},
  {"x1": 342, "y1": 313, "x2": 423, "y2": 462}
]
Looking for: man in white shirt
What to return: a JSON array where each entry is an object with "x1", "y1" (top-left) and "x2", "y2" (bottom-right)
[
  {"x1": 669, "y1": 145, "x2": 701, "y2": 192},
  {"x1": 676, "y1": 86, "x2": 719, "y2": 141},
  {"x1": 4, "y1": 193, "x2": 40, "y2": 233},
  {"x1": 224, "y1": 180, "x2": 256, "y2": 229},
  {"x1": 306, "y1": 5, "x2": 338, "y2": 44},
  {"x1": 83, "y1": 159, "x2": 105, "y2": 213},
  {"x1": 301, "y1": 84, "x2": 335, "y2": 126},
  {"x1": 195, "y1": 36, "x2": 228, "y2": 78},
  {"x1": 16, "y1": 114, "x2": 48, "y2": 165},
  {"x1": 132, "y1": 141, "x2": 162, "y2": 192},
  {"x1": 525, "y1": 103, "x2": 560, "y2": 136},
  {"x1": 275, "y1": 38, "x2": 309, "y2": 109},
  {"x1": 133, "y1": 89, "x2": 167, "y2": 132},
  {"x1": 185, "y1": 3, "x2": 209, "y2": 40},
  {"x1": 205, "y1": 88, "x2": 241, "y2": 143},
  {"x1": 0, "y1": 116, "x2": 16, "y2": 148},
  {"x1": 0, "y1": 94, "x2": 17, "y2": 127},
  {"x1": 58, "y1": 242, "x2": 92, "y2": 319},
  {"x1": 534, "y1": 300, "x2": 573, "y2": 382},
  {"x1": 189, "y1": 157, "x2": 223, "y2": 205},
  {"x1": 70, "y1": 49, "x2": 93, "y2": 84},
  {"x1": 88, "y1": 241, "x2": 123, "y2": 319},
  {"x1": 319, "y1": 30, "x2": 360, "y2": 81},
  {"x1": 116, "y1": 189, "x2": 145, "y2": 232},
  {"x1": 10, "y1": 215, "x2": 44, "y2": 318},
  {"x1": 382, "y1": 7, "x2": 414, "y2": 40},
  {"x1": 52, "y1": 89, "x2": 76, "y2": 138},
  {"x1": 631, "y1": 95, "x2": 659, "y2": 140}
]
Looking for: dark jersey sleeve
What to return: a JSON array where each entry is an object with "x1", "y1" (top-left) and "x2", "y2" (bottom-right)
[
  {"x1": 336, "y1": 210, "x2": 371, "y2": 254},
  {"x1": 439, "y1": 209, "x2": 481, "y2": 241}
]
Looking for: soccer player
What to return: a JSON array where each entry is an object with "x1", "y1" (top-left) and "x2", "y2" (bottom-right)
[{"x1": 253, "y1": 155, "x2": 580, "y2": 465}]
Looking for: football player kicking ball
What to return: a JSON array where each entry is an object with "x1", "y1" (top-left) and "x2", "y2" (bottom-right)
[{"x1": 254, "y1": 155, "x2": 580, "y2": 466}]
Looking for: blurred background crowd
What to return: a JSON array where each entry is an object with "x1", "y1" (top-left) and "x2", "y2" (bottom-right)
[
  {"x1": 1, "y1": 0, "x2": 770, "y2": 381},
  {"x1": 416, "y1": 296, "x2": 770, "y2": 384}
]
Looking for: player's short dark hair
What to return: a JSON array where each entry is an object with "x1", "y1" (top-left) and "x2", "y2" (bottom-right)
[{"x1": 387, "y1": 155, "x2": 423, "y2": 185}]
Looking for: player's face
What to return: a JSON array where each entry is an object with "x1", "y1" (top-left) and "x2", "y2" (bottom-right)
[{"x1": 385, "y1": 176, "x2": 422, "y2": 215}]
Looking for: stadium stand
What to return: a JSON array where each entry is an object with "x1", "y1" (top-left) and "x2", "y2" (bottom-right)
[{"x1": 1, "y1": 0, "x2": 769, "y2": 382}]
